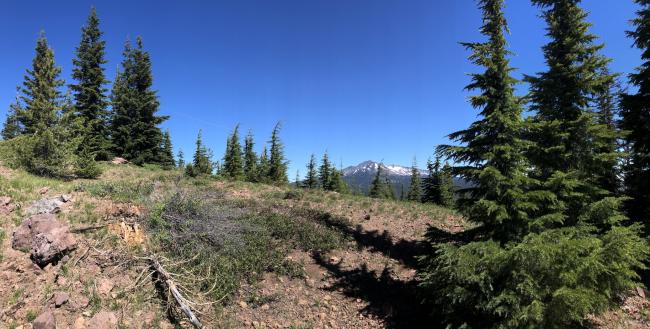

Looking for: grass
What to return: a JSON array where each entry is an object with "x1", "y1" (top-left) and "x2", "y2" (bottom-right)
[{"x1": 0, "y1": 229, "x2": 5, "y2": 261}]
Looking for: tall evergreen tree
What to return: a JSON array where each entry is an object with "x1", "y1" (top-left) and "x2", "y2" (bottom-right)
[
  {"x1": 223, "y1": 125, "x2": 244, "y2": 180},
  {"x1": 406, "y1": 158, "x2": 422, "y2": 202},
  {"x1": 70, "y1": 8, "x2": 111, "y2": 159},
  {"x1": 160, "y1": 130, "x2": 175, "y2": 170},
  {"x1": 18, "y1": 32, "x2": 63, "y2": 134},
  {"x1": 177, "y1": 149, "x2": 185, "y2": 169},
  {"x1": 369, "y1": 164, "x2": 393, "y2": 199},
  {"x1": 267, "y1": 123, "x2": 288, "y2": 184},
  {"x1": 621, "y1": 0, "x2": 650, "y2": 224},
  {"x1": 111, "y1": 38, "x2": 168, "y2": 165},
  {"x1": 243, "y1": 130, "x2": 258, "y2": 182},
  {"x1": 524, "y1": 0, "x2": 621, "y2": 229},
  {"x1": 2, "y1": 97, "x2": 23, "y2": 140},
  {"x1": 319, "y1": 152, "x2": 332, "y2": 189},
  {"x1": 329, "y1": 166, "x2": 349, "y2": 194},
  {"x1": 420, "y1": 2, "x2": 648, "y2": 329},
  {"x1": 437, "y1": 0, "x2": 530, "y2": 241},
  {"x1": 258, "y1": 146, "x2": 270, "y2": 182},
  {"x1": 186, "y1": 130, "x2": 212, "y2": 176},
  {"x1": 304, "y1": 154, "x2": 319, "y2": 189}
]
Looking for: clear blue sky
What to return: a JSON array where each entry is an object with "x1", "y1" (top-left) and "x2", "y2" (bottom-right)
[{"x1": 0, "y1": 1, "x2": 641, "y2": 178}]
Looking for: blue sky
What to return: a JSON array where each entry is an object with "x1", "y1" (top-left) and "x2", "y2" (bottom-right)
[{"x1": 0, "y1": 1, "x2": 641, "y2": 178}]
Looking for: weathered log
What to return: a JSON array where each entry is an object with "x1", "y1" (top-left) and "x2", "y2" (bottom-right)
[{"x1": 149, "y1": 258, "x2": 202, "y2": 329}]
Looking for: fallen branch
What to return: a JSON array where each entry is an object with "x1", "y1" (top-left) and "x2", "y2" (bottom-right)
[
  {"x1": 149, "y1": 257, "x2": 203, "y2": 329},
  {"x1": 70, "y1": 221, "x2": 115, "y2": 233}
]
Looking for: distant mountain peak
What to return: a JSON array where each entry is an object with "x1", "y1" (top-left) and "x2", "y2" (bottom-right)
[{"x1": 343, "y1": 160, "x2": 422, "y2": 177}]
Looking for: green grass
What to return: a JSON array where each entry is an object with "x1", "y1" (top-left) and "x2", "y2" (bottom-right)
[
  {"x1": 0, "y1": 229, "x2": 5, "y2": 261},
  {"x1": 74, "y1": 180, "x2": 155, "y2": 203}
]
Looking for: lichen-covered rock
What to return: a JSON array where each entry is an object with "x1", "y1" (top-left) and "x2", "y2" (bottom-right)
[
  {"x1": 26, "y1": 195, "x2": 71, "y2": 215},
  {"x1": 11, "y1": 213, "x2": 77, "y2": 268},
  {"x1": 32, "y1": 311, "x2": 56, "y2": 329}
]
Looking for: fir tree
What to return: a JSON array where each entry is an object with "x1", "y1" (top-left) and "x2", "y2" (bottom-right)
[
  {"x1": 177, "y1": 149, "x2": 185, "y2": 169},
  {"x1": 258, "y1": 146, "x2": 270, "y2": 183},
  {"x1": 186, "y1": 130, "x2": 212, "y2": 177},
  {"x1": 438, "y1": 162, "x2": 455, "y2": 208},
  {"x1": 319, "y1": 152, "x2": 332, "y2": 189},
  {"x1": 160, "y1": 130, "x2": 175, "y2": 170},
  {"x1": 111, "y1": 38, "x2": 168, "y2": 165},
  {"x1": 421, "y1": 158, "x2": 437, "y2": 203},
  {"x1": 267, "y1": 123, "x2": 288, "y2": 184},
  {"x1": 524, "y1": 0, "x2": 621, "y2": 229},
  {"x1": 369, "y1": 164, "x2": 393, "y2": 199},
  {"x1": 437, "y1": 0, "x2": 530, "y2": 240},
  {"x1": 304, "y1": 154, "x2": 319, "y2": 189},
  {"x1": 70, "y1": 8, "x2": 111, "y2": 160},
  {"x1": 2, "y1": 97, "x2": 23, "y2": 140},
  {"x1": 243, "y1": 130, "x2": 258, "y2": 182},
  {"x1": 329, "y1": 167, "x2": 348, "y2": 194},
  {"x1": 406, "y1": 158, "x2": 422, "y2": 201},
  {"x1": 621, "y1": 0, "x2": 650, "y2": 224},
  {"x1": 18, "y1": 32, "x2": 63, "y2": 133},
  {"x1": 223, "y1": 125, "x2": 244, "y2": 180}
]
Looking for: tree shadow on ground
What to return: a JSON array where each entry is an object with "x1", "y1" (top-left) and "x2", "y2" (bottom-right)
[{"x1": 313, "y1": 252, "x2": 441, "y2": 329}]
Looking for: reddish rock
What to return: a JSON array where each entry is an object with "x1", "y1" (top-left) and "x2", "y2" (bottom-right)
[
  {"x1": 0, "y1": 196, "x2": 15, "y2": 215},
  {"x1": 53, "y1": 291, "x2": 69, "y2": 307},
  {"x1": 87, "y1": 311, "x2": 118, "y2": 329},
  {"x1": 32, "y1": 311, "x2": 56, "y2": 329},
  {"x1": 12, "y1": 213, "x2": 77, "y2": 268},
  {"x1": 638, "y1": 287, "x2": 646, "y2": 299}
]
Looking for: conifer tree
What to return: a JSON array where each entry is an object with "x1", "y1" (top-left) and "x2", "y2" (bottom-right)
[
  {"x1": 304, "y1": 154, "x2": 319, "y2": 189},
  {"x1": 186, "y1": 130, "x2": 212, "y2": 177},
  {"x1": 111, "y1": 38, "x2": 168, "y2": 165},
  {"x1": 329, "y1": 167, "x2": 349, "y2": 194},
  {"x1": 160, "y1": 130, "x2": 175, "y2": 170},
  {"x1": 258, "y1": 146, "x2": 270, "y2": 183},
  {"x1": 406, "y1": 158, "x2": 422, "y2": 201},
  {"x1": 18, "y1": 32, "x2": 63, "y2": 133},
  {"x1": 2, "y1": 98, "x2": 23, "y2": 140},
  {"x1": 70, "y1": 8, "x2": 111, "y2": 159},
  {"x1": 319, "y1": 152, "x2": 331, "y2": 189},
  {"x1": 369, "y1": 164, "x2": 393, "y2": 199},
  {"x1": 177, "y1": 149, "x2": 185, "y2": 169},
  {"x1": 438, "y1": 162, "x2": 455, "y2": 208},
  {"x1": 437, "y1": 0, "x2": 530, "y2": 240},
  {"x1": 223, "y1": 125, "x2": 244, "y2": 180},
  {"x1": 621, "y1": 0, "x2": 650, "y2": 224},
  {"x1": 267, "y1": 123, "x2": 288, "y2": 184},
  {"x1": 420, "y1": 2, "x2": 649, "y2": 328},
  {"x1": 243, "y1": 130, "x2": 258, "y2": 182},
  {"x1": 421, "y1": 158, "x2": 437, "y2": 203},
  {"x1": 524, "y1": 0, "x2": 621, "y2": 228}
]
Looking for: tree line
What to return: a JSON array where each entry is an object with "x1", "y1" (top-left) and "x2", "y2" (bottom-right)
[
  {"x1": 183, "y1": 123, "x2": 289, "y2": 186},
  {"x1": 418, "y1": 0, "x2": 650, "y2": 328},
  {"x1": 1, "y1": 8, "x2": 173, "y2": 177}
]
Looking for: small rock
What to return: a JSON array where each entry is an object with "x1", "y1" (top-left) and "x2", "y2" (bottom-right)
[
  {"x1": 323, "y1": 295, "x2": 332, "y2": 301},
  {"x1": 87, "y1": 311, "x2": 118, "y2": 329},
  {"x1": 53, "y1": 291, "x2": 69, "y2": 307},
  {"x1": 319, "y1": 313, "x2": 327, "y2": 319},
  {"x1": 97, "y1": 278, "x2": 114, "y2": 295},
  {"x1": 305, "y1": 278, "x2": 316, "y2": 288},
  {"x1": 239, "y1": 301, "x2": 248, "y2": 309},
  {"x1": 39, "y1": 187, "x2": 49, "y2": 195},
  {"x1": 60, "y1": 194, "x2": 72, "y2": 202},
  {"x1": 637, "y1": 286, "x2": 646, "y2": 299},
  {"x1": 364, "y1": 214, "x2": 371, "y2": 221},
  {"x1": 298, "y1": 299, "x2": 308, "y2": 306},
  {"x1": 32, "y1": 311, "x2": 56, "y2": 329},
  {"x1": 74, "y1": 317, "x2": 86, "y2": 329},
  {"x1": 82, "y1": 311, "x2": 91, "y2": 317},
  {"x1": 329, "y1": 256, "x2": 340, "y2": 263},
  {"x1": 260, "y1": 304, "x2": 270, "y2": 310}
]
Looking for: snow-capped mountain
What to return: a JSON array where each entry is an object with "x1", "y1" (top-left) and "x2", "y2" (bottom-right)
[
  {"x1": 342, "y1": 160, "x2": 469, "y2": 197},
  {"x1": 342, "y1": 161, "x2": 426, "y2": 196}
]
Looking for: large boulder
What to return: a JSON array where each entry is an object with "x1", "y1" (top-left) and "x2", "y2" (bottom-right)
[
  {"x1": 111, "y1": 157, "x2": 128, "y2": 165},
  {"x1": 12, "y1": 213, "x2": 77, "y2": 268},
  {"x1": 26, "y1": 195, "x2": 71, "y2": 215}
]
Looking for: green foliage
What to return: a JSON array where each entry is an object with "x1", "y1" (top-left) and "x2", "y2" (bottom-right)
[
  {"x1": 369, "y1": 164, "x2": 394, "y2": 199},
  {"x1": 267, "y1": 122, "x2": 288, "y2": 185},
  {"x1": 223, "y1": 125, "x2": 244, "y2": 180},
  {"x1": 318, "y1": 152, "x2": 331, "y2": 189},
  {"x1": 422, "y1": 157, "x2": 454, "y2": 208},
  {"x1": 159, "y1": 130, "x2": 175, "y2": 170},
  {"x1": 110, "y1": 37, "x2": 168, "y2": 165},
  {"x1": 70, "y1": 8, "x2": 112, "y2": 160},
  {"x1": 621, "y1": 0, "x2": 650, "y2": 224},
  {"x1": 406, "y1": 158, "x2": 422, "y2": 201},
  {"x1": 303, "y1": 154, "x2": 318, "y2": 189},
  {"x1": 1, "y1": 99, "x2": 23, "y2": 140},
  {"x1": 176, "y1": 149, "x2": 185, "y2": 169},
  {"x1": 243, "y1": 130, "x2": 258, "y2": 182},
  {"x1": 420, "y1": 224, "x2": 649, "y2": 329},
  {"x1": 75, "y1": 146, "x2": 102, "y2": 179},
  {"x1": 187, "y1": 130, "x2": 212, "y2": 177}
]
